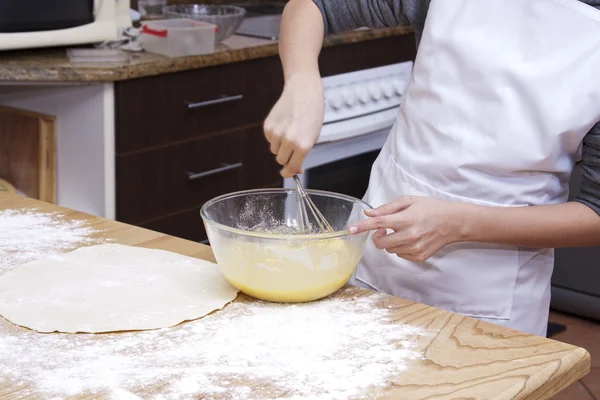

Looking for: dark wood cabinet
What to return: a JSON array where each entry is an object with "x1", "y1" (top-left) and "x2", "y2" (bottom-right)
[
  {"x1": 117, "y1": 126, "x2": 280, "y2": 224},
  {"x1": 115, "y1": 57, "x2": 284, "y2": 154},
  {"x1": 140, "y1": 207, "x2": 211, "y2": 244},
  {"x1": 115, "y1": 34, "x2": 416, "y2": 242}
]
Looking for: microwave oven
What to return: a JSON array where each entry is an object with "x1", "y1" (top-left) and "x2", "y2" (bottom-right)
[{"x1": 0, "y1": 0, "x2": 131, "y2": 51}]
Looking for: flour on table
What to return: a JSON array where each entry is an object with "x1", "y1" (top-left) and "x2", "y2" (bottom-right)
[
  {"x1": 0, "y1": 244, "x2": 239, "y2": 333},
  {"x1": 0, "y1": 208, "x2": 102, "y2": 274},
  {"x1": 0, "y1": 289, "x2": 425, "y2": 400}
]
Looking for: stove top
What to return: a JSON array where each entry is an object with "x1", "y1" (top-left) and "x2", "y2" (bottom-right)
[
  {"x1": 234, "y1": 2, "x2": 284, "y2": 40},
  {"x1": 239, "y1": 2, "x2": 285, "y2": 17}
]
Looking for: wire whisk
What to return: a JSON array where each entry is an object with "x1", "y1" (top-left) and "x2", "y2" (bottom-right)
[{"x1": 293, "y1": 175, "x2": 335, "y2": 234}]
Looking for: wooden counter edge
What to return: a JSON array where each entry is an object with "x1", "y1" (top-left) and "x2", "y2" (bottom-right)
[
  {"x1": 521, "y1": 346, "x2": 591, "y2": 399},
  {"x1": 0, "y1": 192, "x2": 593, "y2": 400}
]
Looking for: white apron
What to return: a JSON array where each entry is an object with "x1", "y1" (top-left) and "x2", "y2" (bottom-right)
[{"x1": 353, "y1": 0, "x2": 600, "y2": 337}]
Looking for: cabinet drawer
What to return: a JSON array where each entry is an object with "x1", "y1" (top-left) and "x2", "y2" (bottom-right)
[
  {"x1": 116, "y1": 57, "x2": 284, "y2": 153},
  {"x1": 117, "y1": 126, "x2": 281, "y2": 224}
]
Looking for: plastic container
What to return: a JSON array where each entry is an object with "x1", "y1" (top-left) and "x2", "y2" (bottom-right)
[
  {"x1": 201, "y1": 188, "x2": 373, "y2": 303},
  {"x1": 163, "y1": 5, "x2": 245, "y2": 43},
  {"x1": 138, "y1": 0, "x2": 167, "y2": 20},
  {"x1": 141, "y1": 19, "x2": 216, "y2": 57}
]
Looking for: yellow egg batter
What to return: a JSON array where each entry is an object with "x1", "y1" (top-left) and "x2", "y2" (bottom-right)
[
  {"x1": 226, "y1": 273, "x2": 353, "y2": 303},
  {"x1": 213, "y1": 236, "x2": 362, "y2": 303}
]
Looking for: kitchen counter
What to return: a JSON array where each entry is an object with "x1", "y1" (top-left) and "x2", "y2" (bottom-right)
[
  {"x1": 0, "y1": 26, "x2": 413, "y2": 83},
  {"x1": 0, "y1": 192, "x2": 592, "y2": 399}
]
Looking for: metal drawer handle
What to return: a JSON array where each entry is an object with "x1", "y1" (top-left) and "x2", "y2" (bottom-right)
[
  {"x1": 187, "y1": 162, "x2": 243, "y2": 181},
  {"x1": 185, "y1": 95, "x2": 243, "y2": 109}
]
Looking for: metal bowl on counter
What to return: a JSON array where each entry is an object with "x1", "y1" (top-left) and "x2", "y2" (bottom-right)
[
  {"x1": 200, "y1": 188, "x2": 373, "y2": 303},
  {"x1": 162, "y1": 4, "x2": 246, "y2": 42}
]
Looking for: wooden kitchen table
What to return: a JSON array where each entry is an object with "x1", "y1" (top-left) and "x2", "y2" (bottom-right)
[{"x1": 0, "y1": 192, "x2": 591, "y2": 400}]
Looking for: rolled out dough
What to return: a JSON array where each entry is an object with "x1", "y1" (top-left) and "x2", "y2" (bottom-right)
[{"x1": 0, "y1": 244, "x2": 239, "y2": 333}]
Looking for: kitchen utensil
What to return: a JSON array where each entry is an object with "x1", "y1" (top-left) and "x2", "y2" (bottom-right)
[
  {"x1": 162, "y1": 5, "x2": 245, "y2": 43},
  {"x1": 293, "y1": 175, "x2": 334, "y2": 234},
  {"x1": 141, "y1": 19, "x2": 216, "y2": 57},
  {"x1": 200, "y1": 188, "x2": 373, "y2": 303}
]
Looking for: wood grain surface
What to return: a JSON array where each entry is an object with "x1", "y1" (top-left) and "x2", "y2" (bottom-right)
[
  {"x1": 0, "y1": 193, "x2": 591, "y2": 399},
  {"x1": 0, "y1": 106, "x2": 56, "y2": 203}
]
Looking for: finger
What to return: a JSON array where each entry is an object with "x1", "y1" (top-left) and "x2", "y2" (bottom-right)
[
  {"x1": 366, "y1": 196, "x2": 414, "y2": 217},
  {"x1": 283, "y1": 147, "x2": 308, "y2": 177},
  {"x1": 269, "y1": 127, "x2": 284, "y2": 155},
  {"x1": 350, "y1": 210, "x2": 415, "y2": 234},
  {"x1": 349, "y1": 215, "x2": 396, "y2": 234},
  {"x1": 276, "y1": 140, "x2": 294, "y2": 166},
  {"x1": 383, "y1": 243, "x2": 419, "y2": 259},
  {"x1": 395, "y1": 253, "x2": 423, "y2": 262},
  {"x1": 264, "y1": 116, "x2": 281, "y2": 143},
  {"x1": 270, "y1": 138, "x2": 282, "y2": 155},
  {"x1": 280, "y1": 165, "x2": 296, "y2": 179},
  {"x1": 371, "y1": 229, "x2": 387, "y2": 243},
  {"x1": 372, "y1": 228, "x2": 387, "y2": 239},
  {"x1": 280, "y1": 160, "x2": 302, "y2": 179},
  {"x1": 394, "y1": 251, "x2": 430, "y2": 263},
  {"x1": 264, "y1": 122, "x2": 273, "y2": 142},
  {"x1": 372, "y1": 230, "x2": 411, "y2": 250},
  {"x1": 385, "y1": 242, "x2": 432, "y2": 262}
]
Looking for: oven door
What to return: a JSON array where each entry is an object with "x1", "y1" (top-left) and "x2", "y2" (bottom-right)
[
  {"x1": 284, "y1": 128, "x2": 390, "y2": 200},
  {"x1": 0, "y1": 0, "x2": 95, "y2": 33}
]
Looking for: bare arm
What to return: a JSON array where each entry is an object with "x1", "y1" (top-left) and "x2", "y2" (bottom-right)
[
  {"x1": 278, "y1": 0, "x2": 324, "y2": 82},
  {"x1": 350, "y1": 122, "x2": 600, "y2": 258},
  {"x1": 263, "y1": 0, "x2": 325, "y2": 177},
  {"x1": 279, "y1": 0, "x2": 411, "y2": 79},
  {"x1": 463, "y1": 123, "x2": 600, "y2": 248},
  {"x1": 464, "y1": 123, "x2": 600, "y2": 248},
  {"x1": 459, "y1": 201, "x2": 600, "y2": 248},
  {"x1": 348, "y1": 196, "x2": 600, "y2": 262},
  {"x1": 350, "y1": 126, "x2": 600, "y2": 260},
  {"x1": 264, "y1": 0, "x2": 411, "y2": 177}
]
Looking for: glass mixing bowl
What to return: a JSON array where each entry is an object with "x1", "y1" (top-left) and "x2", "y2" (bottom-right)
[{"x1": 200, "y1": 189, "x2": 373, "y2": 303}]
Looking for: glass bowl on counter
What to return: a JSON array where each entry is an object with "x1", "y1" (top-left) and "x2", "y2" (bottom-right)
[
  {"x1": 200, "y1": 188, "x2": 373, "y2": 303},
  {"x1": 162, "y1": 4, "x2": 246, "y2": 43},
  {"x1": 138, "y1": 0, "x2": 168, "y2": 20}
]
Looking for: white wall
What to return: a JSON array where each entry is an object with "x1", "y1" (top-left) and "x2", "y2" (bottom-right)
[{"x1": 0, "y1": 83, "x2": 115, "y2": 219}]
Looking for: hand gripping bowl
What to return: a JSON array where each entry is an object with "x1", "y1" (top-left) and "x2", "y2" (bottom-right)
[{"x1": 201, "y1": 189, "x2": 373, "y2": 303}]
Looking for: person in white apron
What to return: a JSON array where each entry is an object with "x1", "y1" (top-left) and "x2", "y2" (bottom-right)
[{"x1": 264, "y1": 0, "x2": 600, "y2": 337}]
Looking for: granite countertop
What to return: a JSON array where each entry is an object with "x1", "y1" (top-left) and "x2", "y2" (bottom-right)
[{"x1": 0, "y1": 26, "x2": 413, "y2": 83}]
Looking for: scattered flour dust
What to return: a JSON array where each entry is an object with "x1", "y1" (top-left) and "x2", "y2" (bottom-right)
[
  {"x1": 0, "y1": 208, "x2": 425, "y2": 398},
  {"x1": 0, "y1": 289, "x2": 426, "y2": 400},
  {"x1": 0, "y1": 208, "x2": 103, "y2": 274}
]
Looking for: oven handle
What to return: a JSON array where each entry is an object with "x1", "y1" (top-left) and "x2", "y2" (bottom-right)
[
  {"x1": 187, "y1": 162, "x2": 243, "y2": 181},
  {"x1": 185, "y1": 95, "x2": 243, "y2": 109}
]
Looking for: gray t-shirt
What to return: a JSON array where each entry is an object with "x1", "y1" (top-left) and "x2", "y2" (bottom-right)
[{"x1": 313, "y1": 0, "x2": 600, "y2": 214}]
